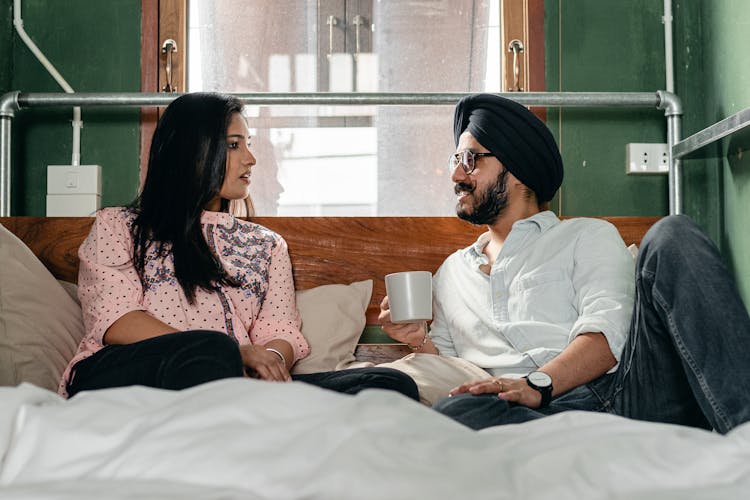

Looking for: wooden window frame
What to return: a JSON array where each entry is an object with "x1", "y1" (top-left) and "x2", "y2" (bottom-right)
[
  {"x1": 140, "y1": 0, "x2": 186, "y2": 183},
  {"x1": 141, "y1": 0, "x2": 545, "y2": 180},
  {"x1": 502, "y1": 0, "x2": 545, "y2": 93}
]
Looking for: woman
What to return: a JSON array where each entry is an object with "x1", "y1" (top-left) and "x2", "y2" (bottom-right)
[{"x1": 60, "y1": 92, "x2": 417, "y2": 400}]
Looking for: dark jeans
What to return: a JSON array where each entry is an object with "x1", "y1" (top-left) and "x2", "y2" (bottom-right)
[
  {"x1": 432, "y1": 384, "x2": 603, "y2": 431},
  {"x1": 66, "y1": 330, "x2": 419, "y2": 401},
  {"x1": 434, "y1": 216, "x2": 750, "y2": 434}
]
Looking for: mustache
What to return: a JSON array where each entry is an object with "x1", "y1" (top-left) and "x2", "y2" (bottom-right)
[{"x1": 454, "y1": 182, "x2": 474, "y2": 195}]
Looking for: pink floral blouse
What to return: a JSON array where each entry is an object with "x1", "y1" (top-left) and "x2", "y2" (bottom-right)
[{"x1": 59, "y1": 207, "x2": 309, "y2": 396}]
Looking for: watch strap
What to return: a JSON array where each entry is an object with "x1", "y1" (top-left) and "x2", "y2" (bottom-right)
[{"x1": 525, "y1": 374, "x2": 553, "y2": 408}]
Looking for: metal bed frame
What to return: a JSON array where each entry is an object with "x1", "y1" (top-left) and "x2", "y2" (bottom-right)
[{"x1": 0, "y1": 91, "x2": 684, "y2": 217}]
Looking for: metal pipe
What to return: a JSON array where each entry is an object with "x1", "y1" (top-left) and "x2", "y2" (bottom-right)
[
  {"x1": 15, "y1": 91, "x2": 662, "y2": 108},
  {"x1": 656, "y1": 90, "x2": 682, "y2": 117},
  {"x1": 0, "y1": 91, "x2": 20, "y2": 117},
  {"x1": 666, "y1": 115, "x2": 682, "y2": 215},
  {"x1": 0, "y1": 91, "x2": 673, "y2": 217},
  {"x1": 0, "y1": 92, "x2": 19, "y2": 216},
  {"x1": 657, "y1": 91, "x2": 683, "y2": 215},
  {"x1": 0, "y1": 116, "x2": 11, "y2": 216}
]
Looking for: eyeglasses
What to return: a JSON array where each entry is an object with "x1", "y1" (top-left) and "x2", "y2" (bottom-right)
[{"x1": 448, "y1": 150, "x2": 496, "y2": 175}]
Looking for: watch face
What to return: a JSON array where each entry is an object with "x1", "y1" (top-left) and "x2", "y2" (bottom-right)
[{"x1": 528, "y1": 371, "x2": 552, "y2": 388}]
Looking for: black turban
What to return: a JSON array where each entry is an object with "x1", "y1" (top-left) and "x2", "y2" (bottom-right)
[{"x1": 453, "y1": 94, "x2": 564, "y2": 203}]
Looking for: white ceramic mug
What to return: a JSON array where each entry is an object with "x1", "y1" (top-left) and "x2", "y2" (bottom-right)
[{"x1": 385, "y1": 271, "x2": 433, "y2": 324}]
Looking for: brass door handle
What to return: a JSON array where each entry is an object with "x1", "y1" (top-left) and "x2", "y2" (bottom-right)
[
  {"x1": 161, "y1": 38, "x2": 178, "y2": 92},
  {"x1": 326, "y1": 16, "x2": 339, "y2": 59},
  {"x1": 353, "y1": 15, "x2": 366, "y2": 57},
  {"x1": 507, "y1": 39, "x2": 525, "y2": 92}
]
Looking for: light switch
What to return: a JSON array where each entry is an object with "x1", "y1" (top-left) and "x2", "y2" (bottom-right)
[
  {"x1": 65, "y1": 172, "x2": 79, "y2": 188},
  {"x1": 47, "y1": 165, "x2": 101, "y2": 194}
]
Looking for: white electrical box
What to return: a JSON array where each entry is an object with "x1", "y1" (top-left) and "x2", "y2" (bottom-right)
[
  {"x1": 46, "y1": 165, "x2": 102, "y2": 216},
  {"x1": 626, "y1": 143, "x2": 669, "y2": 175}
]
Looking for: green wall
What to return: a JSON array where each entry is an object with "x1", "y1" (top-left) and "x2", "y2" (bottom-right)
[
  {"x1": 3, "y1": 1, "x2": 748, "y2": 306},
  {"x1": 6, "y1": 0, "x2": 141, "y2": 215},
  {"x1": 545, "y1": 0, "x2": 669, "y2": 217},
  {"x1": 686, "y1": 0, "x2": 750, "y2": 307},
  {"x1": 0, "y1": 1, "x2": 11, "y2": 92},
  {"x1": 546, "y1": 0, "x2": 749, "y2": 307}
]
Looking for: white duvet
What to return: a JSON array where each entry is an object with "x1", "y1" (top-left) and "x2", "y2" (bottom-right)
[{"x1": 1, "y1": 379, "x2": 749, "y2": 500}]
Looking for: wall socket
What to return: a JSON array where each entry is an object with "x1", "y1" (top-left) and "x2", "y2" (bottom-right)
[{"x1": 626, "y1": 143, "x2": 669, "y2": 174}]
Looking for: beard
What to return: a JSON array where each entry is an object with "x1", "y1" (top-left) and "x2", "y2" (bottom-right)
[{"x1": 455, "y1": 170, "x2": 509, "y2": 225}]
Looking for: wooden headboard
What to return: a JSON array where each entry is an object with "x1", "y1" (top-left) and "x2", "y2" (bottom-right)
[
  {"x1": 1, "y1": 216, "x2": 659, "y2": 364},
  {"x1": 1, "y1": 216, "x2": 658, "y2": 325}
]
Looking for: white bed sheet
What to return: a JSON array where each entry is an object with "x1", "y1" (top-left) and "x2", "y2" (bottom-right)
[{"x1": 1, "y1": 379, "x2": 749, "y2": 500}]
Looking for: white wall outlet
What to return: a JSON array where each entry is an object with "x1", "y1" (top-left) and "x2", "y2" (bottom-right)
[{"x1": 626, "y1": 143, "x2": 669, "y2": 174}]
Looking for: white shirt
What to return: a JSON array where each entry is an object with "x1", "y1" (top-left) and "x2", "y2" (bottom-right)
[{"x1": 430, "y1": 211, "x2": 635, "y2": 378}]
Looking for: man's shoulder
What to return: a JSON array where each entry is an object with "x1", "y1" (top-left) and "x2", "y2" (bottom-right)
[
  {"x1": 554, "y1": 217, "x2": 627, "y2": 250},
  {"x1": 557, "y1": 216, "x2": 619, "y2": 236}
]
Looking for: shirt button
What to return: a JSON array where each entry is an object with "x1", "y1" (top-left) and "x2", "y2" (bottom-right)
[{"x1": 225, "y1": 312, "x2": 232, "y2": 319}]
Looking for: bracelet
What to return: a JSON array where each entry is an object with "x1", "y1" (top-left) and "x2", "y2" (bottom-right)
[
  {"x1": 407, "y1": 333, "x2": 429, "y2": 352},
  {"x1": 265, "y1": 347, "x2": 286, "y2": 366}
]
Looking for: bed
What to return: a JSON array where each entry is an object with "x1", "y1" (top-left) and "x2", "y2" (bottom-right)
[{"x1": 2, "y1": 215, "x2": 750, "y2": 499}]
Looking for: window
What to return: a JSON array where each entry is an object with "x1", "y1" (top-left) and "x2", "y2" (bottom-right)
[{"x1": 144, "y1": 0, "x2": 544, "y2": 215}]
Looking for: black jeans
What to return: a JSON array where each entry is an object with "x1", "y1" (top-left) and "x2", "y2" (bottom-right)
[{"x1": 66, "y1": 330, "x2": 419, "y2": 401}]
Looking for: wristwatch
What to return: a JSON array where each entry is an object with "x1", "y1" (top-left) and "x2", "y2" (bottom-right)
[{"x1": 525, "y1": 371, "x2": 553, "y2": 408}]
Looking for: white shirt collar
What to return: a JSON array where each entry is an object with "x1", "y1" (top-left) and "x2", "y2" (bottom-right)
[{"x1": 467, "y1": 210, "x2": 560, "y2": 261}]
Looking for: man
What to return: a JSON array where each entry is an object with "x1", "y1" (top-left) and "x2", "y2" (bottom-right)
[{"x1": 380, "y1": 93, "x2": 750, "y2": 433}]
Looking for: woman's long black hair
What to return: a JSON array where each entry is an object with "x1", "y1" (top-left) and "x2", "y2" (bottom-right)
[{"x1": 131, "y1": 92, "x2": 244, "y2": 303}]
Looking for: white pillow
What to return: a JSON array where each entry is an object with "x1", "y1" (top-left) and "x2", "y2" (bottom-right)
[
  {"x1": 291, "y1": 280, "x2": 372, "y2": 375},
  {"x1": 627, "y1": 243, "x2": 639, "y2": 260},
  {"x1": 0, "y1": 224, "x2": 85, "y2": 391},
  {"x1": 378, "y1": 353, "x2": 490, "y2": 406}
]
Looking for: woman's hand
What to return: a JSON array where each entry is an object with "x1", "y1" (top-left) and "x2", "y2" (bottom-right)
[
  {"x1": 449, "y1": 377, "x2": 543, "y2": 409},
  {"x1": 378, "y1": 296, "x2": 428, "y2": 346},
  {"x1": 240, "y1": 345, "x2": 292, "y2": 382}
]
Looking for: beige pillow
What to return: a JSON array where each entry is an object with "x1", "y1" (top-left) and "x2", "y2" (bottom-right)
[
  {"x1": 378, "y1": 353, "x2": 490, "y2": 406},
  {"x1": 58, "y1": 279, "x2": 80, "y2": 304},
  {"x1": 291, "y1": 280, "x2": 372, "y2": 375},
  {"x1": 0, "y1": 224, "x2": 85, "y2": 391}
]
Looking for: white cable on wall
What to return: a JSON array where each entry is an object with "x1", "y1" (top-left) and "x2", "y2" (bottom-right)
[
  {"x1": 13, "y1": 0, "x2": 82, "y2": 166},
  {"x1": 663, "y1": 0, "x2": 674, "y2": 93}
]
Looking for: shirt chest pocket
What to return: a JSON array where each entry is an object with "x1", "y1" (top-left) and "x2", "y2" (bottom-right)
[{"x1": 509, "y1": 270, "x2": 576, "y2": 323}]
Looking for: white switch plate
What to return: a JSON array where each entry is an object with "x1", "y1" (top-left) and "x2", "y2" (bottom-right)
[
  {"x1": 626, "y1": 143, "x2": 669, "y2": 174},
  {"x1": 46, "y1": 165, "x2": 102, "y2": 216},
  {"x1": 47, "y1": 165, "x2": 102, "y2": 194}
]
